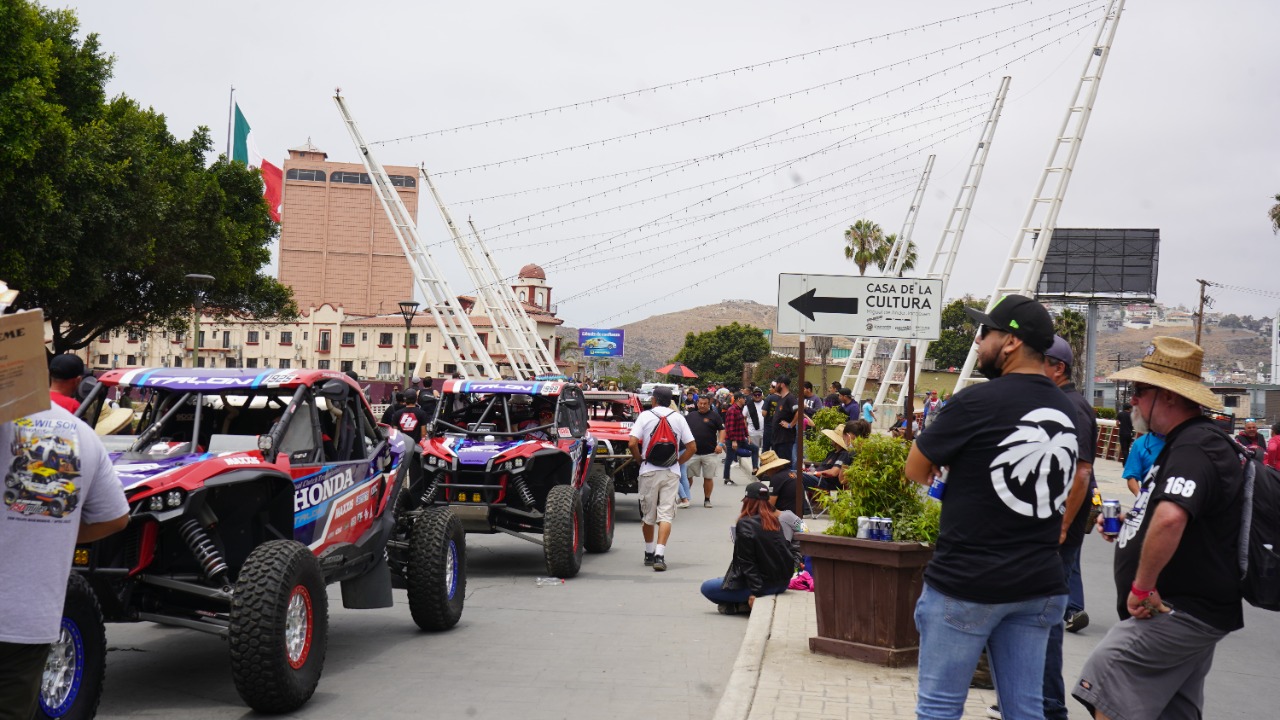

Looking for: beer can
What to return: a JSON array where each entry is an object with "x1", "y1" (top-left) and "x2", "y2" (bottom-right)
[
  {"x1": 883, "y1": 518, "x2": 894, "y2": 542},
  {"x1": 872, "y1": 517, "x2": 886, "y2": 541},
  {"x1": 1101, "y1": 499, "x2": 1122, "y2": 536},
  {"x1": 927, "y1": 469, "x2": 948, "y2": 501},
  {"x1": 856, "y1": 516, "x2": 870, "y2": 539}
]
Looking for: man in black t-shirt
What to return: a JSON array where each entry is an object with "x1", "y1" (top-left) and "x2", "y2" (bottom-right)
[
  {"x1": 1073, "y1": 337, "x2": 1244, "y2": 720},
  {"x1": 771, "y1": 377, "x2": 800, "y2": 464},
  {"x1": 905, "y1": 294, "x2": 1075, "y2": 719},
  {"x1": 684, "y1": 396, "x2": 725, "y2": 508},
  {"x1": 388, "y1": 389, "x2": 432, "y2": 443},
  {"x1": 1116, "y1": 403, "x2": 1133, "y2": 462},
  {"x1": 761, "y1": 383, "x2": 780, "y2": 452}
]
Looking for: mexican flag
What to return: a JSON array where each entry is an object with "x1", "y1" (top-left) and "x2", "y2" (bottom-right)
[{"x1": 232, "y1": 102, "x2": 283, "y2": 222}]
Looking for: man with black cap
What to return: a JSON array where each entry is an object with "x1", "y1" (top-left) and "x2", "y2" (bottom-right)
[
  {"x1": 388, "y1": 389, "x2": 432, "y2": 443},
  {"x1": 904, "y1": 294, "x2": 1079, "y2": 719},
  {"x1": 48, "y1": 354, "x2": 85, "y2": 413},
  {"x1": 1073, "y1": 337, "x2": 1244, "y2": 720}
]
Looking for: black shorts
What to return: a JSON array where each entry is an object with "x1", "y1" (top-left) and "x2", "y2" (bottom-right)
[{"x1": 0, "y1": 641, "x2": 51, "y2": 720}]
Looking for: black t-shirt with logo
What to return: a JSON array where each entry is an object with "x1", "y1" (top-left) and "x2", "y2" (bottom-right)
[
  {"x1": 1061, "y1": 383, "x2": 1097, "y2": 548},
  {"x1": 685, "y1": 408, "x2": 724, "y2": 455},
  {"x1": 390, "y1": 406, "x2": 432, "y2": 443},
  {"x1": 773, "y1": 393, "x2": 799, "y2": 445},
  {"x1": 913, "y1": 373, "x2": 1078, "y2": 603},
  {"x1": 1113, "y1": 416, "x2": 1244, "y2": 632}
]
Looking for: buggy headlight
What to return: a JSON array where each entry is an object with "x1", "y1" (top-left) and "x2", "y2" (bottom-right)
[
  {"x1": 166, "y1": 490, "x2": 185, "y2": 508},
  {"x1": 148, "y1": 496, "x2": 165, "y2": 512}
]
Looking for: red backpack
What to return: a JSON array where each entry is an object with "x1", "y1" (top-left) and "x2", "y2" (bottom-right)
[{"x1": 644, "y1": 410, "x2": 680, "y2": 467}]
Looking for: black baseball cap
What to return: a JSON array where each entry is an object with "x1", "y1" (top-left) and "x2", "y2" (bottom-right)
[
  {"x1": 964, "y1": 294, "x2": 1054, "y2": 353},
  {"x1": 744, "y1": 481, "x2": 771, "y2": 501},
  {"x1": 49, "y1": 354, "x2": 85, "y2": 380}
]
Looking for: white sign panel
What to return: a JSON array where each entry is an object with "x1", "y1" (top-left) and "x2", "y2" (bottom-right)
[{"x1": 776, "y1": 273, "x2": 942, "y2": 340}]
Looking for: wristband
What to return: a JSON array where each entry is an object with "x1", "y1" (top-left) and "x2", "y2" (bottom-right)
[{"x1": 1130, "y1": 583, "x2": 1155, "y2": 600}]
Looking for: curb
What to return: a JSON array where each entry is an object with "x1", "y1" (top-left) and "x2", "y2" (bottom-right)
[{"x1": 711, "y1": 594, "x2": 776, "y2": 720}]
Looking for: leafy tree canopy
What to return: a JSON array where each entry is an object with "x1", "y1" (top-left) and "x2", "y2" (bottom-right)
[
  {"x1": 0, "y1": 0, "x2": 296, "y2": 353},
  {"x1": 1053, "y1": 308, "x2": 1087, "y2": 387},
  {"x1": 926, "y1": 296, "x2": 986, "y2": 370},
  {"x1": 674, "y1": 322, "x2": 770, "y2": 383}
]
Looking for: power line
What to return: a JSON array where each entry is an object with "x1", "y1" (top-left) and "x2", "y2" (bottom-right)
[{"x1": 368, "y1": 0, "x2": 1042, "y2": 145}]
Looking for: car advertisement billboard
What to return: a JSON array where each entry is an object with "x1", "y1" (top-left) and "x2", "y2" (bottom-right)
[{"x1": 578, "y1": 328, "x2": 624, "y2": 357}]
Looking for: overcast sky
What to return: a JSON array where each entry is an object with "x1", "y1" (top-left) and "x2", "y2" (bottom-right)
[{"x1": 67, "y1": 0, "x2": 1280, "y2": 327}]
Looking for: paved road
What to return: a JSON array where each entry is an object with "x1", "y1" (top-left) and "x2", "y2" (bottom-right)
[{"x1": 96, "y1": 461, "x2": 761, "y2": 719}]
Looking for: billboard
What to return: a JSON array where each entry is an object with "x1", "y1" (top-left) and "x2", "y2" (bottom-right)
[
  {"x1": 1037, "y1": 228, "x2": 1159, "y2": 301},
  {"x1": 578, "y1": 328, "x2": 624, "y2": 358}
]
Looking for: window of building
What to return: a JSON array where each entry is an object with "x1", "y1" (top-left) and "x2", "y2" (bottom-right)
[
  {"x1": 1224, "y1": 395, "x2": 1238, "y2": 408},
  {"x1": 360, "y1": 361, "x2": 367, "y2": 370},
  {"x1": 264, "y1": 331, "x2": 270, "y2": 340},
  {"x1": 535, "y1": 291, "x2": 545, "y2": 306},
  {"x1": 476, "y1": 333, "x2": 488, "y2": 349},
  {"x1": 519, "y1": 290, "x2": 527, "y2": 301},
  {"x1": 285, "y1": 168, "x2": 327, "y2": 182},
  {"x1": 247, "y1": 330, "x2": 259, "y2": 344},
  {"x1": 196, "y1": 357, "x2": 206, "y2": 368},
  {"x1": 173, "y1": 332, "x2": 184, "y2": 344},
  {"x1": 303, "y1": 332, "x2": 308, "y2": 341},
  {"x1": 222, "y1": 332, "x2": 232, "y2": 349},
  {"x1": 361, "y1": 332, "x2": 368, "y2": 341},
  {"x1": 246, "y1": 358, "x2": 259, "y2": 369},
  {"x1": 341, "y1": 331, "x2": 355, "y2": 346},
  {"x1": 377, "y1": 361, "x2": 391, "y2": 376},
  {"x1": 97, "y1": 354, "x2": 108, "y2": 365},
  {"x1": 226, "y1": 358, "x2": 237, "y2": 368},
  {"x1": 299, "y1": 359, "x2": 306, "y2": 368},
  {"x1": 340, "y1": 360, "x2": 353, "y2": 372},
  {"x1": 280, "y1": 331, "x2": 293, "y2": 345},
  {"x1": 127, "y1": 328, "x2": 140, "y2": 343},
  {"x1": 197, "y1": 330, "x2": 206, "y2": 348},
  {"x1": 444, "y1": 364, "x2": 458, "y2": 375},
  {"x1": 174, "y1": 357, "x2": 182, "y2": 368},
  {"x1": 407, "y1": 333, "x2": 418, "y2": 348},
  {"x1": 389, "y1": 174, "x2": 416, "y2": 187},
  {"x1": 424, "y1": 332, "x2": 432, "y2": 343},
  {"x1": 318, "y1": 330, "x2": 331, "y2": 352},
  {"x1": 318, "y1": 360, "x2": 330, "y2": 370},
  {"x1": 279, "y1": 359, "x2": 291, "y2": 369},
  {"x1": 424, "y1": 363, "x2": 431, "y2": 373},
  {"x1": 330, "y1": 171, "x2": 373, "y2": 185},
  {"x1": 98, "y1": 333, "x2": 110, "y2": 344},
  {"x1": 126, "y1": 355, "x2": 136, "y2": 366},
  {"x1": 378, "y1": 332, "x2": 393, "y2": 347}
]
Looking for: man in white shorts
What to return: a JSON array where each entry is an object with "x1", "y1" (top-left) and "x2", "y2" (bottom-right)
[{"x1": 628, "y1": 386, "x2": 695, "y2": 572}]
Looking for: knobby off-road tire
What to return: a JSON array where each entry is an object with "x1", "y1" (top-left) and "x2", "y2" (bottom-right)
[
  {"x1": 229, "y1": 540, "x2": 328, "y2": 714},
  {"x1": 584, "y1": 469, "x2": 615, "y2": 553},
  {"x1": 543, "y1": 484, "x2": 584, "y2": 578},
  {"x1": 407, "y1": 507, "x2": 466, "y2": 631},
  {"x1": 36, "y1": 574, "x2": 106, "y2": 720}
]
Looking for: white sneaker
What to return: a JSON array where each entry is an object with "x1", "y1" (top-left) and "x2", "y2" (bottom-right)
[
  {"x1": 986, "y1": 705, "x2": 1002, "y2": 720},
  {"x1": 677, "y1": 498, "x2": 691, "y2": 509}
]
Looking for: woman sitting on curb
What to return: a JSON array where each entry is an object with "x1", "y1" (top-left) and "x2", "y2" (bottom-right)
[{"x1": 700, "y1": 482, "x2": 796, "y2": 615}]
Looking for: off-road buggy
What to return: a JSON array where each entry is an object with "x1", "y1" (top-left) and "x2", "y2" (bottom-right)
[
  {"x1": 416, "y1": 379, "x2": 612, "y2": 577},
  {"x1": 583, "y1": 390, "x2": 643, "y2": 495},
  {"x1": 48, "y1": 368, "x2": 464, "y2": 718}
]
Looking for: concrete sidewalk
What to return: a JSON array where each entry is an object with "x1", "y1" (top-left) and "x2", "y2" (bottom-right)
[{"x1": 712, "y1": 458, "x2": 1136, "y2": 720}]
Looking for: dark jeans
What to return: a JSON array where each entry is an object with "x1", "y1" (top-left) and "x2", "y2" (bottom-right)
[
  {"x1": 700, "y1": 578, "x2": 786, "y2": 604},
  {"x1": 761, "y1": 421, "x2": 774, "y2": 452},
  {"x1": 0, "y1": 641, "x2": 51, "y2": 720},
  {"x1": 1043, "y1": 543, "x2": 1082, "y2": 720},
  {"x1": 773, "y1": 439, "x2": 795, "y2": 464},
  {"x1": 724, "y1": 440, "x2": 759, "y2": 479},
  {"x1": 1119, "y1": 435, "x2": 1132, "y2": 463}
]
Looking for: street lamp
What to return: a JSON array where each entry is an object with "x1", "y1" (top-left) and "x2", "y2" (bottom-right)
[
  {"x1": 185, "y1": 274, "x2": 215, "y2": 369},
  {"x1": 397, "y1": 300, "x2": 420, "y2": 386}
]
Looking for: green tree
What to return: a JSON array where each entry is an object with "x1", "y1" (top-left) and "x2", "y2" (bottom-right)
[
  {"x1": 926, "y1": 296, "x2": 986, "y2": 370},
  {"x1": 1270, "y1": 193, "x2": 1280, "y2": 234},
  {"x1": 1053, "y1": 308, "x2": 1087, "y2": 387},
  {"x1": 0, "y1": 1, "x2": 295, "y2": 353},
  {"x1": 874, "y1": 233, "x2": 917, "y2": 277},
  {"x1": 752, "y1": 354, "x2": 804, "y2": 388},
  {"x1": 616, "y1": 360, "x2": 644, "y2": 390},
  {"x1": 843, "y1": 219, "x2": 886, "y2": 275},
  {"x1": 1219, "y1": 314, "x2": 1242, "y2": 329},
  {"x1": 674, "y1": 322, "x2": 770, "y2": 383}
]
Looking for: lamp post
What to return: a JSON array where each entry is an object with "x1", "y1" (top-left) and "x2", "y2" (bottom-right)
[
  {"x1": 397, "y1": 300, "x2": 420, "y2": 387},
  {"x1": 185, "y1": 274, "x2": 214, "y2": 368}
]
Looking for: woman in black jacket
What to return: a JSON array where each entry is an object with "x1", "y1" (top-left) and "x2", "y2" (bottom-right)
[{"x1": 700, "y1": 482, "x2": 795, "y2": 615}]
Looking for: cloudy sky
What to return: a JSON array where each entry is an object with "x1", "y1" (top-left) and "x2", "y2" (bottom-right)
[{"x1": 67, "y1": 0, "x2": 1280, "y2": 327}]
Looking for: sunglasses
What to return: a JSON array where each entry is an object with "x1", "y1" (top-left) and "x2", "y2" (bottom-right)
[
  {"x1": 978, "y1": 324, "x2": 1005, "y2": 340},
  {"x1": 1132, "y1": 385, "x2": 1156, "y2": 399}
]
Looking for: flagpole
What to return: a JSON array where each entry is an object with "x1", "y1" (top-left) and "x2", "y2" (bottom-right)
[{"x1": 226, "y1": 85, "x2": 235, "y2": 159}]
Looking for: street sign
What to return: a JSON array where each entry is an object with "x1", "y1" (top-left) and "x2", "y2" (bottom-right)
[{"x1": 776, "y1": 273, "x2": 943, "y2": 340}]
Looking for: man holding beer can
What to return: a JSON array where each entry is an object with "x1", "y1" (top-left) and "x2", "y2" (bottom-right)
[{"x1": 1073, "y1": 337, "x2": 1245, "y2": 720}]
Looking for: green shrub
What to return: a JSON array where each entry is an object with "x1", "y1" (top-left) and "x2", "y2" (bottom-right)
[
  {"x1": 816, "y1": 434, "x2": 939, "y2": 544},
  {"x1": 804, "y1": 406, "x2": 850, "y2": 461},
  {"x1": 1094, "y1": 406, "x2": 1117, "y2": 420}
]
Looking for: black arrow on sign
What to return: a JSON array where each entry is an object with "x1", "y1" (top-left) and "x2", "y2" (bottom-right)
[{"x1": 788, "y1": 289, "x2": 859, "y2": 321}]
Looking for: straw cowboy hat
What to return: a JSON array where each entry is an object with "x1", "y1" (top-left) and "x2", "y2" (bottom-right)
[
  {"x1": 1109, "y1": 336, "x2": 1223, "y2": 412},
  {"x1": 95, "y1": 406, "x2": 135, "y2": 436},
  {"x1": 755, "y1": 450, "x2": 790, "y2": 476},
  {"x1": 820, "y1": 428, "x2": 848, "y2": 450}
]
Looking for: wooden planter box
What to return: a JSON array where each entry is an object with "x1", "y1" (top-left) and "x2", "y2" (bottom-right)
[{"x1": 798, "y1": 533, "x2": 934, "y2": 667}]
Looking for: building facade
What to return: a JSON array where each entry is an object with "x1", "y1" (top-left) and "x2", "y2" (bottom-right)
[{"x1": 276, "y1": 140, "x2": 419, "y2": 316}]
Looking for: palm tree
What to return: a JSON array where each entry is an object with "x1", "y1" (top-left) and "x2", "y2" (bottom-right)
[
  {"x1": 1270, "y1": 193, "x2": 1280, "y2": 234},
  {"x1": 875, "y1": 233, "x2": 918, "y2": 277},
  {"x1": 1053, "y1": 308, "x2": 1087, "y2": 387},
  {"x1": 843, "y1": 220, "x2": 886, "y2": 275}
]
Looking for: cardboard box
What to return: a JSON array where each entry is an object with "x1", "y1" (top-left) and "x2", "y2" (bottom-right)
[{"x1": 0, "y1": 309, "x2": 52, "y2": 424}]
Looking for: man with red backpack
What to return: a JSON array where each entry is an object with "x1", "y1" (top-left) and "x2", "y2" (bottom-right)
[{"x1": 629, "y1": 386, "x2": 696, "y2": 572}]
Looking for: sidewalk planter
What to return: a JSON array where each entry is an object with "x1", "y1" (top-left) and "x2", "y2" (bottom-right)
[{"x1": 798, "y1": 533, "x2": 933, "y2": 667}]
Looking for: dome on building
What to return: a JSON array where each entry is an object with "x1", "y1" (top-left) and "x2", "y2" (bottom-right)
[{"x1": 518, "y1": 263, "x2": 546, "y2": 280}]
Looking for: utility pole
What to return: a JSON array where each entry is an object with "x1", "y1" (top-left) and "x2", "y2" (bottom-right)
[
  {"x1": 1111, "y1": 352, "x2": 1127, "y2": 410},
  {"x1": 1194, "y1": 279, "x2": 1211, "y2": 345}
]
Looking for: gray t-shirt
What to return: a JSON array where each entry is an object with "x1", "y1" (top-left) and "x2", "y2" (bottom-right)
[{"x1": 1, "y1": 406, "x2": 129, "y2": 643}]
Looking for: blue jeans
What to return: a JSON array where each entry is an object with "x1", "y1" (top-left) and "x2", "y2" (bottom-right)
[
  {"x1": 1066, "y1": 548, "x2": 1085, "y2": 615},
  {"x1": 677, "y1": 463, "x2": 690, "y2": 500},
  {"x1": 724, "y1": 440, "x2": 759, "y2": 479},
  {"x1": 700, "y1": 578, "x2": 785, "y2": 605},
  {"x1": 915, "y1": 583, "x2": 1067, "y2": 720},
  {"x1": 1043, "y1": 544, "x2": 1081, "y2": 720}
]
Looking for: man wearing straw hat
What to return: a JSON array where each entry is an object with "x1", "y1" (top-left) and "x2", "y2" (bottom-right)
[{"x1": 1072, "y1": 337, "x2": 1245, "y2": 720}]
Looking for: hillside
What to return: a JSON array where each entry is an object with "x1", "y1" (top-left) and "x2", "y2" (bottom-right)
[{"x1": 561, "y1": 300, "x2": 1273, "y2": 380}]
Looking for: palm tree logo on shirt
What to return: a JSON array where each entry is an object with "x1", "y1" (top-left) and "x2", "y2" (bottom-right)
[{"x1": 988, "y1": 408, "x2": 1078, "y2": 518}]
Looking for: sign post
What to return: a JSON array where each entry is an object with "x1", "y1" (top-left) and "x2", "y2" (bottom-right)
[{"x1": 795, "y1": 338, "x2": 806, "y2": 516}]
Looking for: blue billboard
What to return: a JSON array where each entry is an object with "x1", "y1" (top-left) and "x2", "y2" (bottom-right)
[{"x1": 578, "y1": 328, "x2": 625, "y2": 358}]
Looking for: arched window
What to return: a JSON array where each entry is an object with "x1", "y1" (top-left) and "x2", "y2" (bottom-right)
[
  {"x1": 519, "y1": 289, "x2": 527, "y2": 301},
  {"x1": 535, "y1": 290, "x2": 545, "y2": 307}
]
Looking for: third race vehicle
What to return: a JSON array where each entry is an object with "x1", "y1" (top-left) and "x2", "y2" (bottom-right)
[
  {"x1": 583, "y1": 390, "x2": 643, "y2": 496},
  {"x1": 416, "y1": 379, "x2": 612, "y2": 577},
  {"x1": 54, "y1": 368, "x2": 465, "y2": 718}
]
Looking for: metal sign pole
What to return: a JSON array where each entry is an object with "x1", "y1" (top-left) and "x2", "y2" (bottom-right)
[
  {"x1": 904, "y1": 343, "x2": 916, "y2": 442},
  {"x1": 795, "y1": 336, "x2": 807, "y2": 517}
]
